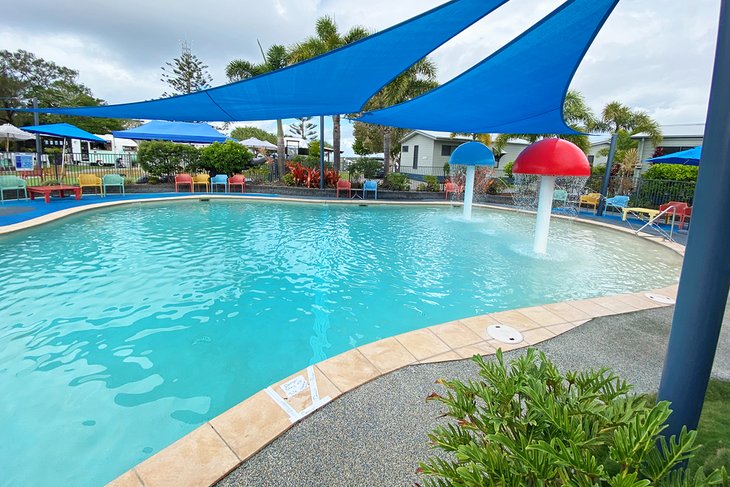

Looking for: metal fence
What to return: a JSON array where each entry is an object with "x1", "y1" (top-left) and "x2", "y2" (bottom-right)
[
  {"x1": 586, "y1": 175, "x2": 696, "y2": 208},
  {"x1": 397, "y1": 165, "x2": 448, "y2": 182}
]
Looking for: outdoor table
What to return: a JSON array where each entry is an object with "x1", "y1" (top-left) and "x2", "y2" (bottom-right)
[
  {"x1": 27, "y1": 185, "x2": 82, "y2": 204},
  {"x1": 621, "y1": 207, "x2": 660, "y2": 221}
]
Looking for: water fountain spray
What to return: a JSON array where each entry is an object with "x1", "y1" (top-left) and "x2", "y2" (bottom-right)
[{"x1": 448, "y1": 141, "x2": 496, "y2": 219}]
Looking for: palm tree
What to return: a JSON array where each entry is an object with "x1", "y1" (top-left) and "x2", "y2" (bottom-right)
[
  {"x1": 494, "y1": 90, "x2": 597, "y2": 153},
  {"x1": 226, "y1": 44, "x2": 289, "y2": 178},
  {"x1": 288, "y1": 16, "x2": 369, "y2": 171},
  {"x1": 597, "y1": 101, "x2": 662, "y2": 144},
  {"x1": 363, "y1": 58, "x2": 438, "y2": 175}
]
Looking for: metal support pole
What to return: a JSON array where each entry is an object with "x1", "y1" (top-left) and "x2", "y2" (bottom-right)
[
  {"x1": 319, "y1": 115, "x2": 325, "y2": 190},
  {"x1": 33, "y1": 98, "x2": 42, "y2": 170},
  {"x1": 596, "y1": 133, "x2": 617, "y2": 216},
  {"x1": 657, "y1": 0, "x2": 730, "y2": 438}
]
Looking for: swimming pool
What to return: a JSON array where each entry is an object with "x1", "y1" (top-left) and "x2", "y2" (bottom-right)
[{"x1": 0, "y1": 200, "x2": 682, "y2": 485}]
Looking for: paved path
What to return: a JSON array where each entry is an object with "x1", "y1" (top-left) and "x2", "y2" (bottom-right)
[{"x1": 219, "y1": 301, "x2": 729, "y2": 487}]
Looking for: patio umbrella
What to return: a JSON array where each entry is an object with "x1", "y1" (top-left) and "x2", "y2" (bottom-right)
[
  {"x1": 239, "y1": 137, "x2": 277, "y2": 150},
  {"x1": 646, "y1": 146, "x2": 702, "y2": 166},
  {"x1": 0, "y1": 123, "x2": 35, "y2": 151}
]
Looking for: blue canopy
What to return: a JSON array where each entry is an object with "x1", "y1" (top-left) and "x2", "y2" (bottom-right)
[
  {"x1": 20, "y1": 123, "x2": 107, "y2": 143},
  {"x1": 646, "y1": 146, "x2": 702, "y2": 166},
  {"x1": 449, "y1": 141, "x2": 495, "y2": 166},
  {"x1": 17, "y1": 0, "x2": 507, "y2": 122},
  {"x1": 113, "y1": 121, "x2": 228, "y2": 143},
  {"x1": 357, "y1": 0, "x2": 619, "y2": 134}
]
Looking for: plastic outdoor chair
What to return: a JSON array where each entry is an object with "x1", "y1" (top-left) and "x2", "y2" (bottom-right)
[
  {"x1": 175, "y1": 174, "x2": 193, "y2": 192},
  {"x1": 445, "y1": 182, "x2": 462, "y2": 200},
  {"x1": 0, "y1": 175, "x2": 27, "y2": 201},
  {"x1": 77, "y1": 173, "x2": 103, "y2": 196},
  {"x1": 578, "y1": 193, "x2": 601, "y2": 214},
  {"x1": 211, "y1": 174, "x2": 228, "y2": 193},
  {"x1": 192, "y1": 174, "x2": 210, "y2": 192},
  {"x1": 678, "y1": 206, "x2": 692, "y2": 230},
  {"x1": 102, "y1": 174, "x2": 125, "y2": 196},
  {"x1": 552, "y1": 189, "x2": 568, "y2": 207},
  {"x1": 363, "y1": 180, "x2": 378, "y2": 200},
  {"x1": 228, "y1": 174, "x2": 245, "y2": 193},
  {"x1": 604, "y1": 195, "x2": 629, "y2": 213},
  {"x1": 336, "y1": 179, "x2": 351, "y2": 198},
  {"x1": 659, "y1": 201, "x2": 688, "y2": 224}
]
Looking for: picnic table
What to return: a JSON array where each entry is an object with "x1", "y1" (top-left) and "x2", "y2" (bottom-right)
[
  {"x1": 621, "y1": 207, "x2": 661, "y2": 222},
  {"x1": 27, "y1": 185, "x2": 82, "y2": 204}
]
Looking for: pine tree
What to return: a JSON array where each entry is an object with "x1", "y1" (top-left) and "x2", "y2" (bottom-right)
[
  {"x1": 288, "y1": 117, "x2": 318, "y2": 141},
  {"x1": 161, "y1": 42, "x2": 213, "y2": 97}
]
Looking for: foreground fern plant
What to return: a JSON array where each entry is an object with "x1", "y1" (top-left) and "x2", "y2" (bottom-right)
[{"x1": 419, "y1": 349, "x2": 728, "y2": 486}]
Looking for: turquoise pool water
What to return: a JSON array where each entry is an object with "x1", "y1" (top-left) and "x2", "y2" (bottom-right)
[{"x1": 0, "y1": 200, "x2": 682, "y2": 486}]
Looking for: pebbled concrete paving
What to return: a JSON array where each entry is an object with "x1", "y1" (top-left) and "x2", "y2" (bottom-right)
[{"x1": 218, "y1": 300, "x2": 729, "y2": 487}]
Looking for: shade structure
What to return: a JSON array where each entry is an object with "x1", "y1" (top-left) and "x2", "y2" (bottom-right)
[
  {"x1": 17, "y1": 0, "x2": 508, "y2": 122},
  {"x1": 449, "y1": 141, "x2": 496, "y2": 166},
  {"x1": 0, "y1": 123, "x2": 35, "y2": 141},
  {"x1": 512, "y1": 138, "x2": 590, "y2": 176},
  {"x1": 646, "y1": 146, "x2": 702, "y2": 166},
  {"x1": 20, "y1": 123, "x2": 107, "y2": 143},
  {"x1": 357, "y1": 0, "x2": 619, "y2": 134},
  {"x1": 239, "y1": 137, "x2": 277, "y2": 150},
  {"x1": 112, "y1": 121, "x2": 228, "y2": 143}
]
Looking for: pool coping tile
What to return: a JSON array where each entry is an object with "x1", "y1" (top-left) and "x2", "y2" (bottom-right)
[
  {"x1": 358, "y1": 337, "x2": 418, "y2": 373},
  {"x1": 315, "y1": 349, "x2": 381, "y2": 393},
  {"x1": 429, "y1": 320, "x2": 483, "y2": 349},
  {"x1": 394, "y1": 328, "x2": 452, "y2": 361}
]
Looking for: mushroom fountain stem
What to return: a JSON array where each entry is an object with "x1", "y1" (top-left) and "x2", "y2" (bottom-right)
[
  {"x1": 463, "y1": 165, "x2": 476, "y2": 219},
  {"x1": 533, "y1": 175, "x2": 556, "y2": 254}
]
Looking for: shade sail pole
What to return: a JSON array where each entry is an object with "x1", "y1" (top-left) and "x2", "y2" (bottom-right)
[
  {"x1": 319, "y1": 115, "x2": 325, "y2": 189},
  {"x1": 33, "y1": 98, "x2": 42, "y2": 170},
  {"x1": 657, "y1": 0, "x2": 730, "y2": 437}
]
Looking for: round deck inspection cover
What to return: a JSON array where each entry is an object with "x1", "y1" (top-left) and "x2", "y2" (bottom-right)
[
  {"x1": 487, "y1": 324, "x2": 524, "y2": 344},
  {"x1": 645, "y1": 293, "x2": 675, "y2": 305}
]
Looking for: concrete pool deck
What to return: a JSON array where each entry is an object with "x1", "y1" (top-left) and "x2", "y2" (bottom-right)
[{"x1": 0, "y1": 193, "x2": 690, "y2": 486}]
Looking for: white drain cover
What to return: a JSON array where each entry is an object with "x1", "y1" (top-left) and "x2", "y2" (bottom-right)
[
  {"x1": 645, "y1": 293, "x2": 675, "y2": 305},
  {"x1": 487, "y1": 324, "x2": 524, "y2": 344}
]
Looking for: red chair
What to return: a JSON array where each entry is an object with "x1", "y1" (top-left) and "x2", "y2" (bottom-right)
[
  {"x1": 228, "y1": 174, "x2": 246, "y2": 193},
  {"x1": 659, "y1": 201, "x2": 688, "y2": 224},
  {"x1": 445, "y1": 181, "x2": 462, "y2": 200},
  {"x1": 336, "y1": 179, "x2": 351, "y2": 198},
  {"x1": 174, "y1": 174, "x2": 193, "y2": 192},
  {"x1": 678, "y1": 206, "x2": 692, "y2": 230}
]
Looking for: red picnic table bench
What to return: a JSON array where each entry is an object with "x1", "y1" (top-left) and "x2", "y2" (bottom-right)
[{"x1": 27, "y1": 185, "x2": 82, "y2": 204}]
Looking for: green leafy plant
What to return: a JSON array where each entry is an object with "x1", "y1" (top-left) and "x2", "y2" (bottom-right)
[
  {"x1": 382, "y1": 172, "x2": 409, "y2": 191},
  {"x1": 349, "y1": 158, "x2": 382, "y2": 179},
  {"x1": 424, "y1": 175, "x2": 440, "y2": 192},
  {"x1": 419, "y1": 349, "x2": 728, "y2": 486},
  {"x1": 416, "y1": 182, "x2": 428, "y2": 191},
  {"x1": 199, "y1": 140, "x2": 253, "y2": 175},
  {"x1": 137, "y1": 141, "x2": 200, "y2": 178},
  {"x1": 282, "y1": 173, "x2": 295, "y2": 186},
  {"x1": 503, "y1": 160, "x2": 515, "y2": 178},
  {"x1": 645, "y1": 163, "x2": 699, "y2": 182},
  {"x1": 443, "y1": 162, "x2": 451, "y2": 179}
]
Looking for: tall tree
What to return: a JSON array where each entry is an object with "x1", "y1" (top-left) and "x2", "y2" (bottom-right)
[
  {"x1": 0, "y1": 49, "x2": 125, "y2": 133},
  {"x1": 359, "y1": 58, "x2": 438, "y2": 175},
  {"x1": 288, "y1": 16, "x2": 369, "y2": 171},
  {"x1": 226, "y1": 44, "x2": 289, "y2": 177},
  {"x1": 230, "y1": 126, "x2": 277, "y2": 145},
  {"x1": 288, "y1": 117, "x2": 318, "y2": 141},
  {"x1": 161, "y1": 42, "x2": 212, "y2": 97}
]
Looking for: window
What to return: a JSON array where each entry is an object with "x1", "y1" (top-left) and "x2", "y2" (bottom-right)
[
  {"x1": 413, "y1": 145, "x2": 419, "y2": 169},
  {"x1": 402, "y1": 145, "x2": 409, "y2": 153},
  {"x1": 441, "y1": 144, "x2": 458, "y2": 157},
  {"x1": 587, "y1": 155, "x2": 595, "y2": 165}
]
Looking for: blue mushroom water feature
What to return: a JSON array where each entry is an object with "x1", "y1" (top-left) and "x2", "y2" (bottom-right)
[
  {"x1": 512, "y1": 138, "x2": 591, "y2": 254},
  {"x1": 449, "y1": 141, "x2": 496, "y2": 219}
]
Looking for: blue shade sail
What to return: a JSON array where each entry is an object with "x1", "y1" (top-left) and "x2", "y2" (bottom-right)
[
  {"x1": 18, "y1": 0, "x2": 508, "y2": 122},
  {"x1": 646, "y1": 146, "x2": 702, "y2": 166},
  {"x1": 20, "y1": 123, "x2": 107, "y2": 142},
  {"x1": 357, "y1": 0, "x2": 619, "y2": 134},
  {"x1": 112, "y1": 121, "x2": 228, "y2": 143}
]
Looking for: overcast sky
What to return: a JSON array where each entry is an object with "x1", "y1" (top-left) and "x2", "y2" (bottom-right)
[{"x1": 0, "y1": 0, "x2": 721, "y2": 154}]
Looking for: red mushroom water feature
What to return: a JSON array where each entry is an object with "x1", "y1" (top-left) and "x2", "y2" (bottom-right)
[{"x1": 512, "y1": 138, "x2": 590, "y2": 254}]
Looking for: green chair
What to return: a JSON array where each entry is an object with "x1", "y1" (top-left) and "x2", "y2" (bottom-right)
[
  {"x1": 0, "y1": 175, "x2": 28, "y2": 201},
  {"x1": 102, "y1": 174, "x2": 125, "y2": 196},
  {"x1": 552, "y1": 189, "x2": 568, "y2": 207}
]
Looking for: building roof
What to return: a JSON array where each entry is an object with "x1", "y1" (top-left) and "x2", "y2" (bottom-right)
[
  {"x1": 401, "y1": 130, "x2": 531, "y2": 145},
  {"x1": 633, "y1": 123, "x2": 705, "y2": 139}
]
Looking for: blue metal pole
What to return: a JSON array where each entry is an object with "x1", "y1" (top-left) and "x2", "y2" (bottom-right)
[
  {"x1": 596, "y1": 133, "x2": 617, "y2": 216},
  {"x1": 657, "y1": 0, "x2": 730, "y2": 437},
  {"x1": 319, "y1": 115, "x2": 325, "y2": 190},
  {"x1": 33, "y1": 98, "x2": 42, "y2": 170}
]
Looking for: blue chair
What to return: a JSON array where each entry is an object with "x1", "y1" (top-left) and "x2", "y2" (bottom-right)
[
  {"x1": 211, "y1": 174, "x2": 228, "y2": 193},
  {"x1": 605, "y1": 195, "x2": 630, "y2": 213},
  {"x1": 363, "y1": 180, "x2": 378, "y2": 199}
]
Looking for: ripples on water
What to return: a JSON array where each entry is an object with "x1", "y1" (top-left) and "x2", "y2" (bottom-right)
[{"x1": 0, "y1": 201, "x2": 682, "y2": 485}]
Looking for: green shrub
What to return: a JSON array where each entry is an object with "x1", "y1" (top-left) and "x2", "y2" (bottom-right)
[
  {"x1": 137, "y1": 141, "x2": 200, "y2": 177},
  {"x1": 349, "y1": 158, "x2": 382, "y2": 179},
  {"x1": 282, "y1": 173, "x2": 295, "y2": 186},
  {"x1": 199, "y1": 140, "x2": 253, "y2": 175},
  {"x1": 416, "y1": 183, "x2": 428, "y2": 191},
  {"x1": 420, "y1": 349, "x2": 728, "y2": 486},
  {"x1": 382, "y1": 172, "x2": 409, "y2": 191},
  {"x1": 645, "y1": 163, "x2": 699, "y2": 182},
  {"x1": 424, "y1": 175, "x2": 440, "y2": 192},
  {"x1": 503, "y1": 160, "x2": 514, "y2": 178},
  {"x1": 443, "y1": 162, "x2": 451, "y2": 179}
]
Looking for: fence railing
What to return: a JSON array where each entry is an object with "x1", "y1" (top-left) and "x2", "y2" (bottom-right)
[
  {"x1": 585, "y1": 175, "x2": 695, "y2": 209},
  {"x1": 0, "y1": 152, "x2": 148, "y2": 185},
  {"x1": 397, "y1": 165, "x2": 447, "y2": 182}
]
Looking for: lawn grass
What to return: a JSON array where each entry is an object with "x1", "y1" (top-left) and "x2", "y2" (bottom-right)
[{"x1": 691, "y1": 379, "x2": 730, "y2": 473}]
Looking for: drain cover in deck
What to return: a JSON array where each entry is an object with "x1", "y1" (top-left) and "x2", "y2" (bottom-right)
[
  {"x1": 645, "y1": 293, "x2": 675, "y2": 305},
  {"x1": 487, "y1": 324, "x2": 524, "y2": 344}
]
